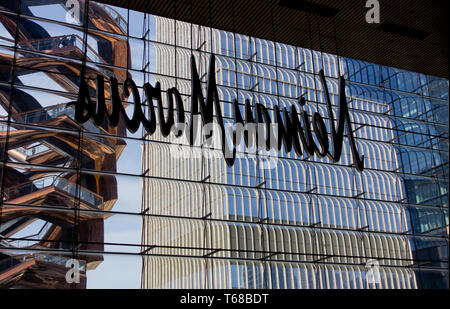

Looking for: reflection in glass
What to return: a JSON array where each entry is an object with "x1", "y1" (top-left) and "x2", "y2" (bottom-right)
[
  {"x1": 0, "y1": 0, "x2": 136, "y2": 289},
  {"x1": 0, "y1": 0, "x2": 448, "y2": 290}
]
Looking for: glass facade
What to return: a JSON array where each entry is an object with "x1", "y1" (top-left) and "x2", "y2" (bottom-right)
[{"x1": 0, "y1": 0, "x2": 448, "y2": 289}]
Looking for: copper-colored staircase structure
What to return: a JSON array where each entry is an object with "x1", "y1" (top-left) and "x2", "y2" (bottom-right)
[{"x1": 0, "y1": 0, "x2": 131, "y2": 289}]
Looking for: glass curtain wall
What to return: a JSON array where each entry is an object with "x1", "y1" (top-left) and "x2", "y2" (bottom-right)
[{"x1": 0, "y1": 0, "x2": 448, "y2": 289}]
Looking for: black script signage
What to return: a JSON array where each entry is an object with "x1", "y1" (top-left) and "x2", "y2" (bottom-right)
[{"x1": 69, "y1": 54, "x2": 364, "y2": 171}]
